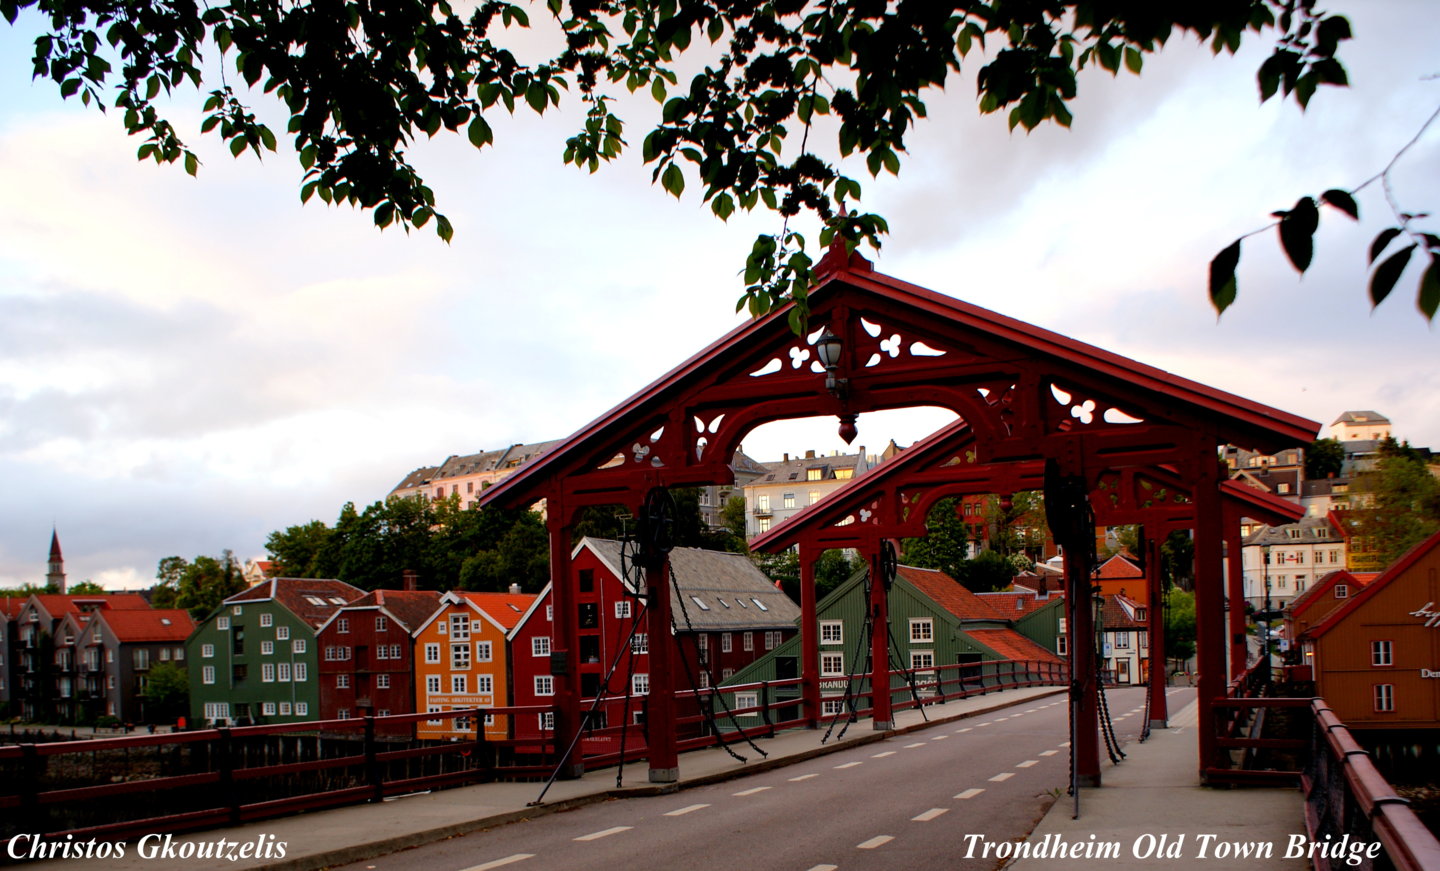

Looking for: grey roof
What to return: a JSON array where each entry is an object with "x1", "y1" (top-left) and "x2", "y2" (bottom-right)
[
  {"x1": 392, "y1": 465, "x2": 441, "y2": 491},
  {"x1": 1242, "y1": 516, "x2": 1344, "y2": 546},
  {"x1": 729, "y1": 449, "x2": 770, "y2": 480},
  {"x1": 581, "y1": 538, "x2": 800, "y2": 631},
  {"x1": 1332, "y1": 411, "x2": 1390, "y2": 426},
  {"x1": 391, "y1": 438, "x2": 568, "y2": 492},
  {"x1": 752, "y1": 452, "x2": 864, "y2": 485}
]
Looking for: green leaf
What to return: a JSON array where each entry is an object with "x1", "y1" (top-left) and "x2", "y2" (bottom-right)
[
  {"x1": 661, "y1": 163, "x2": 684, "y2": 198},
  {"x1": 651, "y1": 77, "x2": 666, "y2": 102},
  {"x1": 1277, "y1": 197, "x2": 1318, "y2": 273},
  {"x1": 229, "y1": 137, "x2": 247, "y2": 158},
  {"x1": 300, "y1": 180, "x2": 318, "y2": 203},
  {"x1": 184, "y1": 152, "x2": 199, "y2": 176},
  {"x1": 1209, "y1": 239, "x2": 1241, "y2": 316},
  {"x1": 258, "y1": 126, "x2": 277, "y2": 152},
  {"x1": 60, "y1": 77, "x2": 80, "y2": 98},
  {"x1": 1369, "y1": 227, "x2": 1403, "y2": 264},
  {"x1": 436, "y1": 214, "x2": 454, "y2": 243},
  {"x1": 1370, "y1": 243, "x2": 1416, "y2": 307},
  {"x1": 467, "y1": 116, "x2": 493, "y2": 148},
  {"x1": 1320, "y1": 189, "x2": 1358, "y2": 220},
  {"x1": 1124, "y1": 47, "x2": 1143, "y2": 74},
  {"x1": 1419, "y1": 257, "x2": 1440, "y2": 320},
  {"x1": 711, "y1": 193, "x2": 734, "y2": 221}
]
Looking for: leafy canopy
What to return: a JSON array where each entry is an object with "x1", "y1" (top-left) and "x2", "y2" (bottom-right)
[{"x1": 11, "y1": 0, "x2": 1428, "y2": 321}]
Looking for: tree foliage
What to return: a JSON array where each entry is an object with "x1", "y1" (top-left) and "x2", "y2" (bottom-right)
[
  {"x1": 1344, "y1": 439, "x2": 1440, "y2": 568},
  {"x1": 901, "y1": 496, "x2": 971, "y2": 581},
  {"x1": 10, "y1": 0, "x2": 1424, "y2": 321},
  {"x1": 1305, "y1": 437, "x2": 1346, "y2": 480},
  {"x1": 140, "y1": 661, "x2": 190, "y2": 708},
  {"x1": 1163, "y1": 588, "x2": 1197, "y2": 667},
  {"x1": 150, "y1": 551, "x2": 247, "y2": 619},
  {"x1": 65, "y1": 580, "x2": 106, "y2": 594}
]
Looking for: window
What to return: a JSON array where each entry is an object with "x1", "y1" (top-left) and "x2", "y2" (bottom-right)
[
  {"x1": 535, "y1": 675, "x2": 555, "y2": 696},
  {"x1": 533, "y1": 636, "x2": 552, "y2": 657},
  {"x1": 765, "y1": 630, "x2": 779, "y2": 649},
  {"x1": 538, "y1": 712, "x2": 555, "y2": 731},
  {"x1": 277, "y1": 662, "x2": 291, "y2": 682},
  {"x1": 337, "y1": 673, "x2": 349, "y2": 688},
  {"x1": 476, "y1": 674, "x2": 493, "y2": 694},
  {"x1": 276, "y1": 626, "x2": 289, "y2": 641},
  {"x1": 233, "y1": 606, "x2": 243, "y2": 616},
  {"x1": 691, "y1": 596, "x2": 711, "y2": 611},
  {"x1": 1371, "y1": 640, "x2": 1393, "y2": 667},
  {"x1": 337, "y1": 618, "x2": 349, "y2": 634},
  {"x1": 1374, "y1": 684, "x2": 1395, "y2": 712},
  {"x1": 279, "y1": 702, "x2": 292, "y2": 715},
  {"x1": 294, "y1": 663, "x2": 307, "y2": 682},
  {"x1": 721, "y1": 633, "x2": 733, "y2": 653},
  {"x1": 1057, "y1": 635, "x2": 1068, "y2": 656},
  {"x1": 217, "y1": 617, "x2": 230, "y2": 631},
  {"x1": 376, "y1": 673, "x2": 390, "y2": 689},
  {"x1": 263, "y1": 702, "x2": 277, "y2": 716},
  {"x1": 389, "y1": 644, "x2": 401, "y2": 659},
  {"x1": 476, "y1": 641, "x2": 492, "y2": 662},
  {"x1": 757, "y1": 494, "x2": 771, "y2": 511},
  {"x1": 757, "y1": 517, "x2": 771, "y2": 533},
  {"x1": 174, "y1": 646, "x2": 185, "y2": 661},
  {"x1": 337, "y1": 709, "x2": 351, "y2": 720},
  {"x1": 427, "y1": 706, "x2": 444, "y2": 725},
  {"x1": 426, "y1": 675, "x2": 441, "y2": 693},
  {"x1": 743, "y1": 632, "x2": 754, "y2": 652},
  {"x1": 735, "y1": 692, "x2": 759, "y2": 717},
  {"x1": 375, "y1": 645, "x2": 389, "y2": 660},
  {"x1": 203, "y1": 702, "x2": 229, "y2": 722},
  {"x1": 820, "y1": 620, "x2": 843, "y2": 644},
  {"x1": 202, "y1": 644, "x2": 214, "y2": 659},
  {"x1": 1335, "y1": 585, "x2": 1350, "y2": 599},
  {"x1": 260, "y1": 613, "x2": 273, "y2": 627},
  {"x1": 809, "y1": 490, "x2": 821, "y2": 505},
  {"x1": 546, "y1": 605, "x2": 553, "y2": 622},
  {"x1": 450, "y1": 614, "x2": 470, "y2": 640},
  {"x1": 752, "y1": 598, "x2": 769, "y2": 612},
  {"x1": 375, "y1": 615, "x2": 388, "y2": 632},
  {"x1": 451, "y1": 643, "x2": 471, "y2": 670},
  {"x1": 911, "y1": 651, "x2": 935, "y2": 670},
  {"x1": 262, "y1": 664, "x2": 275, "y2": 682},
  {"x1": 909, "y1": 619, "x2": 933, "y2": 643},
  {"x1": 615, "y1": 601, "x2": 632, "y2": 619},
  {"x1": 807, "y1": 468, "x2": 822, "y2": 481},
  {"x1": 452, "y1": 675, "x2": 467, "y2": 693},
  {"x1": 631, "y1": 633, "x2": 649, "y2": 653},
  {"x1": 202, "y1": 666, "x2": 216, "y2": 685},
  {"x1": 261, "y1": 640, "x2": 274, "y2": 655},
  {"x1": 822, "y1": 699, "x2": 846, "y2": 716},
  {"x1": 293, "y1": 639, "x2": 305, "y2": 654},
  {"x1": 834, "y1": 469, "x2": 852, "y2": 480},
  {"x1": 1114, "y1": 631, "x2": 1130, "y2": 649},
  {"x1": 632, "y1": 673, "x2": 649, "y2": 695},
  {"x1": 425, "y1": 643, "x2": 440, "y2": 664},
  {"x1": 821, "y1": 653, "x2": 845, "y2": 676},
  {"x1": 232, "y1": 625, "x2": 245, "y2": 655},
  {"x1": 783, "y1": 493, "x2": 796, "y2": 509}
]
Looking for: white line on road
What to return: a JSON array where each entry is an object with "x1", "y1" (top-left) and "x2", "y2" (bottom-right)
[
  {"x1": 976, "y1": 722, "x2": 991, "y2": 728},
  {"x1": 956, "y1": 727, "x2": 972, "y2": 733},
  {"x1": 989, "y1": 772, "x2": 1015, "y2": 782},
  {"x1": 955, "y1": 788, "x2": 985, "y2": 799},
  {"x1": 1016, "y1": 760, "x2": 1038, "y2": 768},
  {"x1": 931, "y1": 734, "x2": 949, "y2": 740},
  {"x1": 460, "y1": 855, "x2": 534, "y2": 871},
  {"x1": 1040, "y1": 750, "x2": 1059, "y2": 757},
  {"x1": 789, "y1": 773, "x2": 819, "y2": 782},
  {"x1": 912, "y1": 808, "x2": 950, "y2": 822},
  {"x1": 834, "y1": 761, "x2": 863, "y2": 769},
  {"x1": 857, "y1": 836, "x2": 894, "y2": 850},
  {"x1": 1059, "y1": 741, "x2": 1071, "y2": 747},
  {"x1": 574, "y1": 827, "x2": 631, "y2": 842},
  {"x1": 872, "y1": 751, "x2": 896, "y2": 758},
  {"x1": 905, "y1": 742, "x2": 927, "y2": 748},
  {"x1": 664, "y1": 804, "x2": 710, "y2": 816},
  {"x1": 995, "y1": 716, "x2": 1010, "y2": 721},
  {"x1": 805, "y1": 866, "x2": 838, "y2": 871},
  {"x1": 734, "y1": 786, "x2": 773, "y2": 795}
]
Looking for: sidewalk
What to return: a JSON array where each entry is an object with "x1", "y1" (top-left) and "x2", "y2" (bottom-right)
[{"x1": 1008, "y1": 695, "x2": 1307, "y2": 871}]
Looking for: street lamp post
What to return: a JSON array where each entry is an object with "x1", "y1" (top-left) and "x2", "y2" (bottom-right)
[{"x1": 1261, "y1": 543, "x2": 1273, "y2": 681}]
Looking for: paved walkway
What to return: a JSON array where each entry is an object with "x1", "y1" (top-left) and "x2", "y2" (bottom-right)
[{"x1": 17, "y1": 686, "x2": 1306, "y2": 871}]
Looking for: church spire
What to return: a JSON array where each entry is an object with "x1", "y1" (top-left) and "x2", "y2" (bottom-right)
[{"x1": 47, "y1": 528, "x2": 66, "y2": 594}]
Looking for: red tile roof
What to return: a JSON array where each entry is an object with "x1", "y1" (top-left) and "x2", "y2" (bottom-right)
[
  {"x1": 0, "y1": 598, "x2": 24, "y2": 619},
  {"x1": 1308, "y1": 529, "x2": 1440, "y2": 638},
  {"x1": 1101, "y1": 594, "x2": 1145, "y2": 629},
  {"x1": 227, "y1": 578, "x2": 365, "y2": 628},
  {"x1": 977, "y1": 591, "x2": 1059, "y2": 617},
  {"x1": 457, "y1": 592, "x2": 539, "y2": 631},
  {"x1": 347, "y1": 589, "x2": 444, "y2": 633},
  {"x1": 97, "y1": 609, "x2": 195, "y2": 643},
  {"x1": 29, "y1": 594, "x2": 151, "y2": 621},
  {"x1": 965, "y1": 628, "x2": 1064, "y2": 665},
  {"x1": 898, "y1": 565, "x2": 1008, "y2": 622}
]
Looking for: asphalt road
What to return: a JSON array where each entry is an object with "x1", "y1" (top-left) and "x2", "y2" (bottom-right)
[{"x1": 337, "y1": 687, "x2": 1163, "y2": 871}]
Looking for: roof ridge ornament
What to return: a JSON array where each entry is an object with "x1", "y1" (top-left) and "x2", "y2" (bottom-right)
[{"x1": 814, "y1": 205, "x2": 874, "y2": 278}]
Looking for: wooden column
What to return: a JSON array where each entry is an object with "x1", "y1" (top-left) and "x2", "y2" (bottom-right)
[
  {"x1": 1224, "y1": 507, "x2": 1249, "y2": 681},
  {"x1": 798, "y1": 543, "x2": 820, "y2": 728},
  {"x1": 868, "y1": 546, "x2": 893, "y2": 730},
  {"x1": 1065, "y1": 543, "x2": 1101, "y2": 786},
  {"x1": 546, "y1": 507, "x2": 584, "y2": 778},
  {"x1": 644, "y1": 552, "x2": 678, "y2": 783},
  {"x1": 1145, "y1": 528, "x2": 1169, "y2": 728},
  {"x1": 1192, "y1": 457, "x2": 1230, "y2": 780}
]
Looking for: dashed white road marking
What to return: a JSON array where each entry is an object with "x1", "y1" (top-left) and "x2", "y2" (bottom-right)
[
  {"x1": 734, "y1": 786, "x2": 773, "y2": 795},
  {"x1": 912, "y1": 808, "x2": 950, "y2": 822},
  {"x1": 1040, "y1": 750, "x2": 1059, "y2": 757},
  {"x1": 575, "y1": 827, "x2": 631, "y2": 841},
  {"x1": 872, "y1": 751, "x2": 897, "y2": 758},
  {"x1": 976, "y1": 722, "x2": 991, "y2": 728},
  {"x1": 905, "y1": 742, "x2": 927, "y2": 748},
  {"x1": 956, "y1": 727, "x2": 973, "y2": 733},
  {"x1": 805, "y1": 866, "x2": 838, "y2": 871},
  {"x1": 834, "y1": 761, "x2": 863, "y2": 769},
  {"x1": 931, "y1": 734, "x2": 949, "y2": 741},
  {"x1": 1059, "y1": 741, "x2": 1071, "y2": 747},
  {"x1": 461, "y1": 855, "x2": 534, "y2": 871},
  {"x1": 1016, "y1": 760, "x2": 1038, "y2": 768},
  {"x1": 955, "y1": 788, "x2": 985, "y2": 799},
  {"x1": 857, "y1": 836, "x2": 894, "y2": 850},
  {"x1": 664, "y1": 804, "x2": 710, "y2": 817},
  {"x1": 989, "y1": 772, "x2": 1015, "y2": 782},
  {"x1": 995, "y1": 717, "x2": 1010, "y2": 721},
  {"x1": 789, "y1": 773, "x2": 819, "y2": 782}
]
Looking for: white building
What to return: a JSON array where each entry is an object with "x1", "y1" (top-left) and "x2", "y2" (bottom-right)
[{"x1": 1233, "y1": 517, "x2": 1348, "y2": 611}]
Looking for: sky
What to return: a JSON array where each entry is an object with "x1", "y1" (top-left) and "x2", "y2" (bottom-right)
[{"x1": 0, "y1": 3, "x2": 1436, "y2": 590}]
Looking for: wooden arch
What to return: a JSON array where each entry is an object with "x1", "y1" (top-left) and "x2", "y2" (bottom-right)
[{"x1": 479, "y1": 250, "x2": 1317, "y2": 784}]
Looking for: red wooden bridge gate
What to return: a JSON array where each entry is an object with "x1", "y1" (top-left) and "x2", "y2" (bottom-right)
[{"x1": 478, "y1": 245, "x2": 1318, "y2": 788}]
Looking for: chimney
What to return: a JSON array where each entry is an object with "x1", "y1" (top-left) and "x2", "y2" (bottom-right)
[
  {"x1": 508, "y1": 583, "x2": 522, "y2": 595},
  {"x1": 783, "y1": 452, "x2": 789, "y2": 462},
  {"x1": 805, "y1": 450, "x2": 816, "y2": 459},
  {"x1": 402, "y1": 569, "x2": 418, "y2": 591}
]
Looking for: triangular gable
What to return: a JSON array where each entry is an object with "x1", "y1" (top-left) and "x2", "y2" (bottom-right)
[
  {"x1": 1307, "y1": 529, "x2": 1440, "y2": 638},
  {"x1": 507, "y1": 582, "x2": 554, "y2": 642},
  {"x1": 479, "y1": 263, "x2": 1318, "y2": 515}
]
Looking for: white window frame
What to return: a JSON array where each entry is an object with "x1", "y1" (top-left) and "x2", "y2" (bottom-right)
[
  {"x1": 735, "y1": 692, "x2": 759, "y2": 718},
  {"x1": 721, "y1": 633, "x2": 733, "y2": 653},
  {"x1": 632, "y1": 673, "x2": 649, "y2": 695},
  {"x1": 631, "y1": 633, "x2": 649, "y2": 654},
  {"x1": 201, "y1": 643, "x2": 215, "y2": 659},
  {"x1": 202, "y1": 666, "x2": 216, "y2": 685},
  {"x1": 476, "y1": 641, "x2": 493, "y2": 662},
  {"x1": 535, "y1": 675, "x2": 555, "y2": 696},
  {"x1": 615, "y1": 601, "x2": 632, "y2": 619},
  {"x1": 425, "y1": 643, "x2": 440, "y2": 664},
  {"x1": 1371, "y1": 640, "x2": 1393, "y2": 667},
  {"x1": 260, "y1": 613, "x2": 273, "y2": 627},
  {"x1": 821, "y1": 652, "x2": 845, "y2": 677},
  {"x1": 909, "y1": 618, "x2": 934, "y2": 643},
  {"x1": 820, "y1": 620, "x2": 843, "y2": 645},
  {"x1": 1374, "y1": 684, "x2": 1395, "y2": 713},
  {"x1": 533, "y1": 636, "x2": 552, "y2": 657}
]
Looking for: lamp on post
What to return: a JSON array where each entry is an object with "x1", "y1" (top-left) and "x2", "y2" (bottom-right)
[{"x1": 814, "y1": 325, "x2": 858, "y2": 443}]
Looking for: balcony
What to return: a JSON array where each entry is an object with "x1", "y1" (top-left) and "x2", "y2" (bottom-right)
[{"x1": 752, "y1": 504, "x2": 772, "y2": 517}]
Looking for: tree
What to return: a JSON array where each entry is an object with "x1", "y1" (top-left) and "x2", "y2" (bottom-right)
[
  {"x1": 1163, "y1": 588, "x2": 1197, "y2": 671},
  {"x1": 901, "y1": 497, "x2": 971, "y2": 581},
  {"x1": 151, "y1": 551, "x2": 247, "y2": 619},
  {"x1": 1305, "y1": 438, "x2": 1346, "y2": 480},
  {"x1": 140, "y1": 661, "x2": 189, "y2": 722},
  {"x1": 265, "y1": 520, "x2": 333, "y2": 577},
  {"x1": 9, "y1": 1, "x2": 1429, "y2": 320},
  {"x1": 1346, "y1": 440, "x2": 1440, "y2": 568},
  {"x1": 953, "y1": 548, "x2": 1018, "y2": 594}
]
